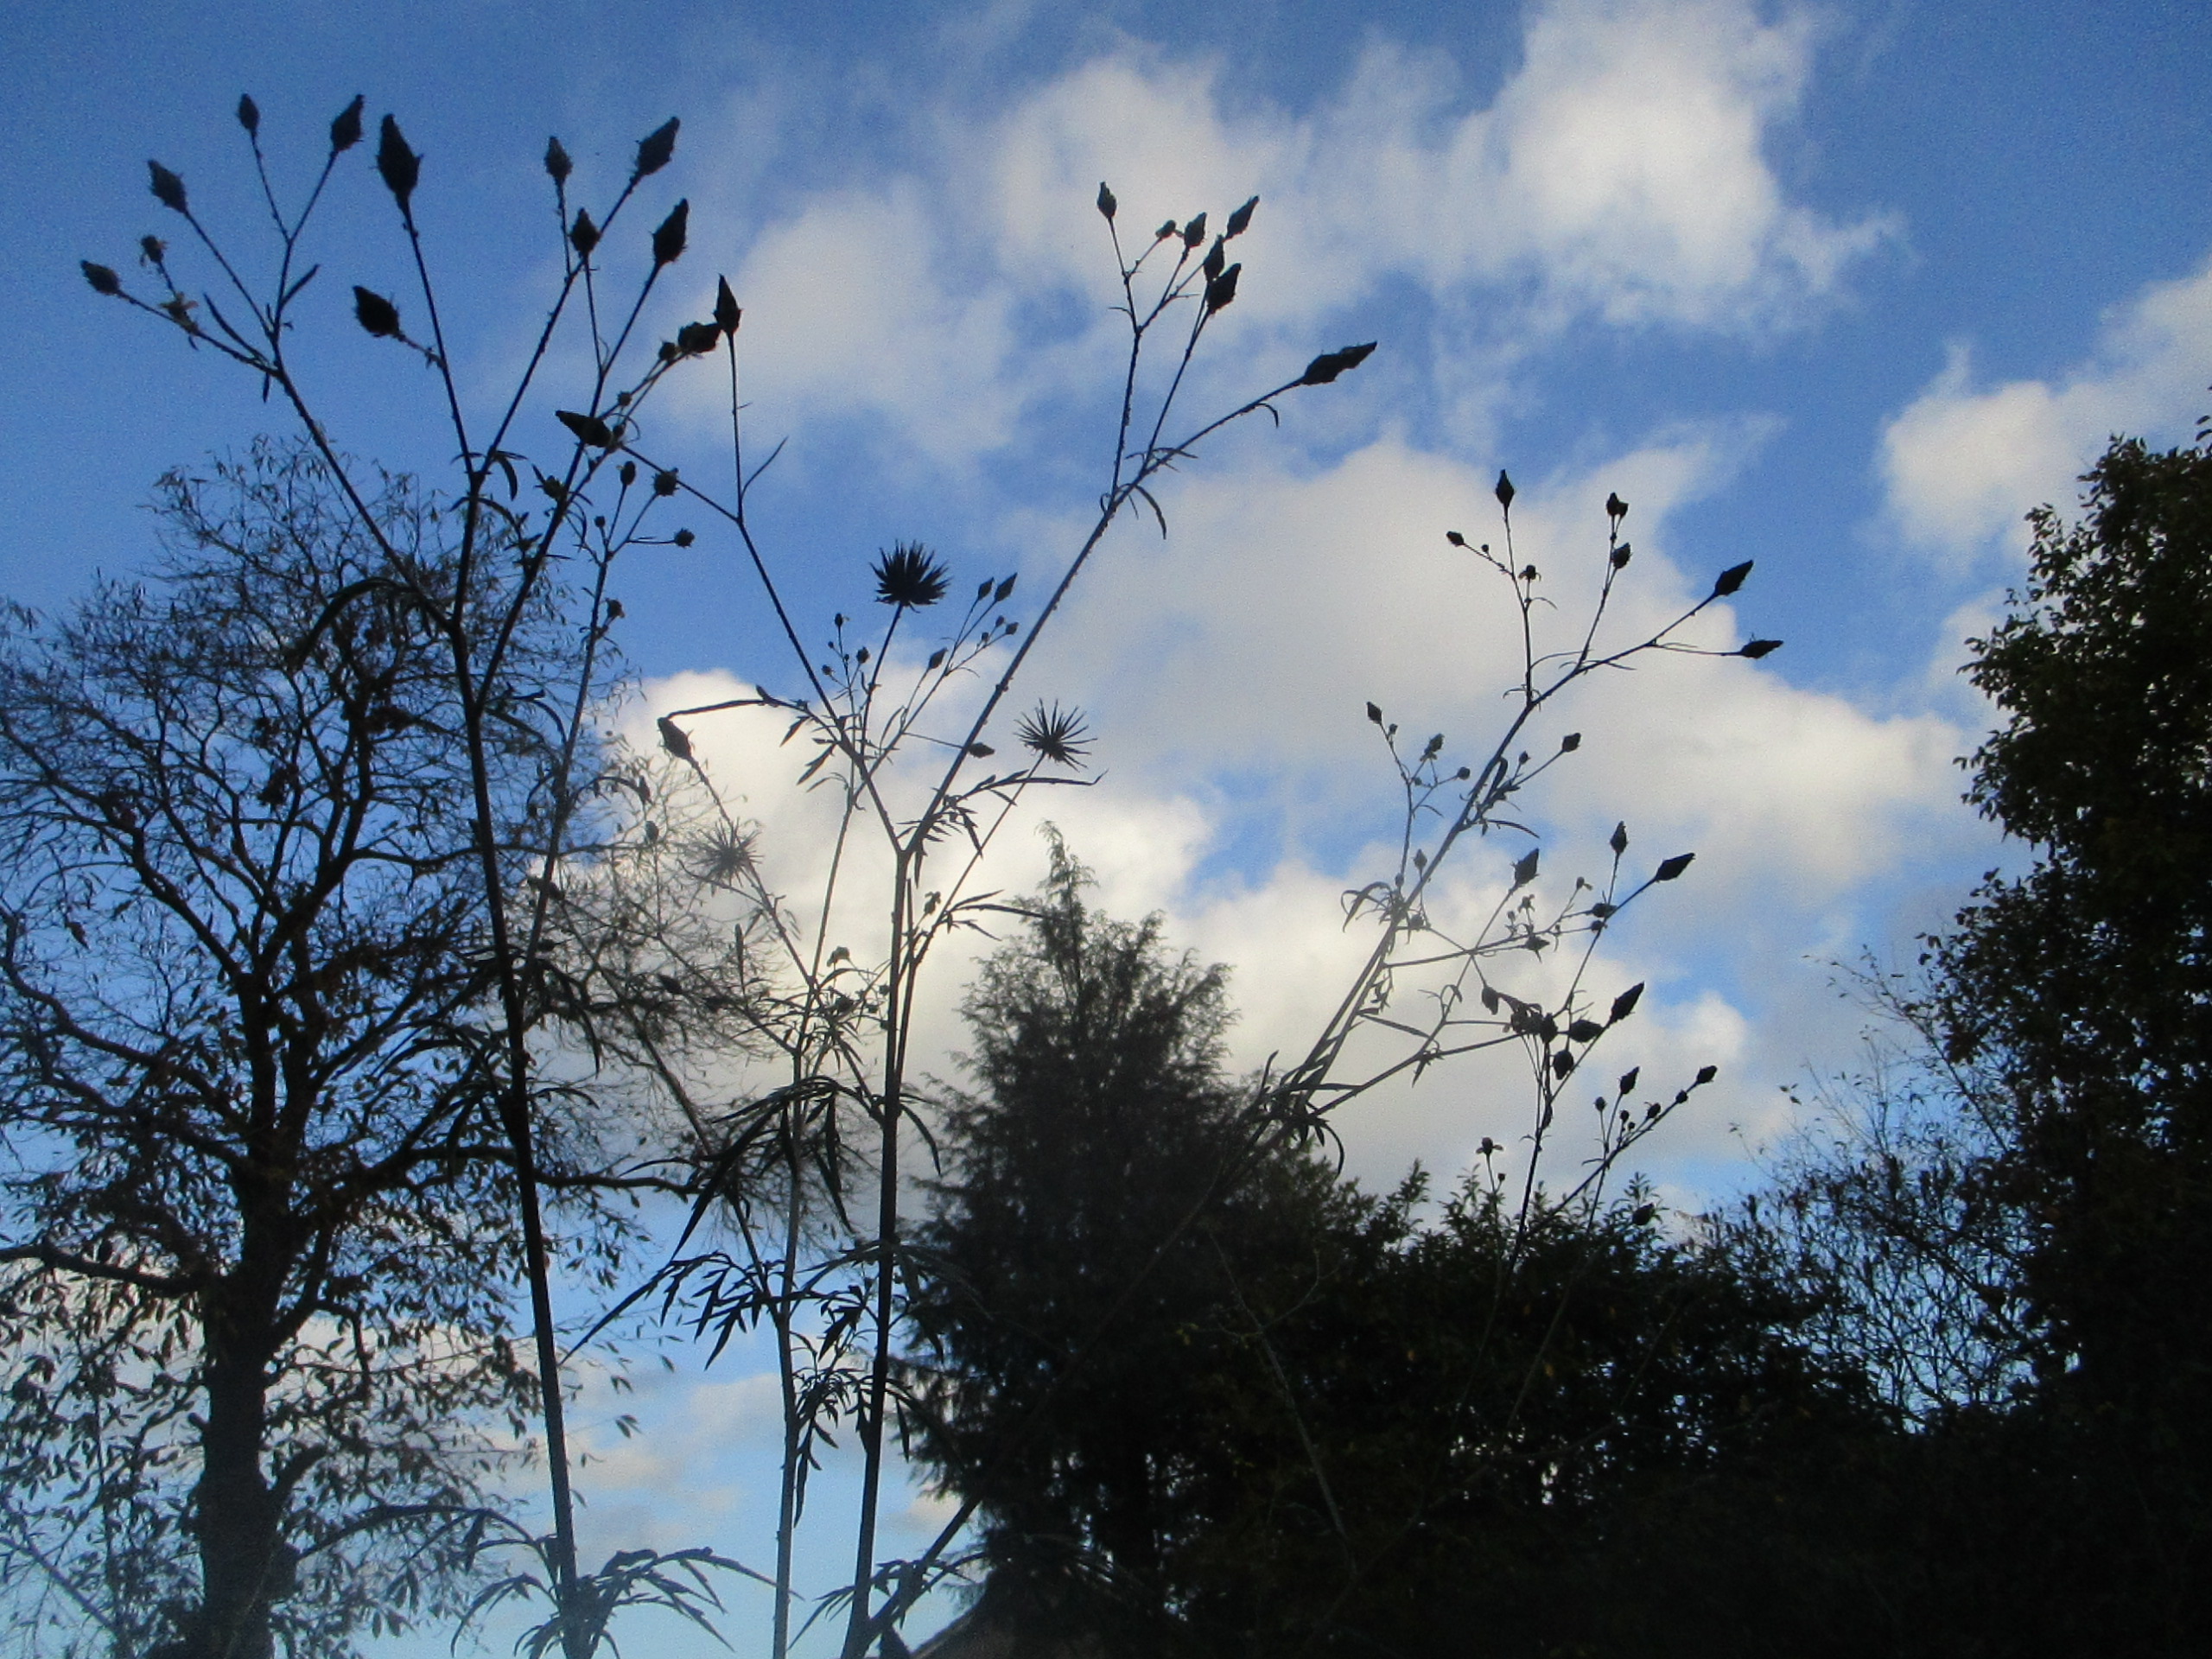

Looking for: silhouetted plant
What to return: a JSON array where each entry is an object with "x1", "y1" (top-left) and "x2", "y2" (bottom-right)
[
  {"x1": 51, "y1": 90, "x2": 1794, "y2": 1659},
  {"x1": 56, "y1": 99, "x2": 756, "y2": 1658}
]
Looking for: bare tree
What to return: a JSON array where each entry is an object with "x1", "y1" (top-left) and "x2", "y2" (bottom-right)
[
  {"x1": 0, "y1": 443, "x2": 632, "y2": 1657},
  {"x1": 62, "y1": 98, "x2": 748, "y2": 1657}
]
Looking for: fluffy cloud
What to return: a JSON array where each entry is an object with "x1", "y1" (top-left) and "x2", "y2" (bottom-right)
[
  {"x1": 1881, "y1": 251, "x2": 2212, "y2": 563},
  {"x1": 706, "y1": 0, "x2": 1890, "y2": 461},
  {"x1": 639, "y1": 423, "x2": 1977, "y2": 1197}
]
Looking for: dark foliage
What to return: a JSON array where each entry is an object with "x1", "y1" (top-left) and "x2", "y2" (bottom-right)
[
  {"x1": 904, "y1": 848, "x2": 1883, "y2": 1658},
  {"x1": 1921, "y1": 425, "x2": 2212, "y2": 1643}
]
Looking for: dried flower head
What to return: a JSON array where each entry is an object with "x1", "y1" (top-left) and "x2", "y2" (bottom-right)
[
  {"x1": 1015, "y1": 702, "x2": 1092, "y2": 769},
  {"x1": 691, "y1": 823, "x2": 759, "y2": 888},
  {"x1": 873, "y1": 542, "x2": 949, "y2": 609}
]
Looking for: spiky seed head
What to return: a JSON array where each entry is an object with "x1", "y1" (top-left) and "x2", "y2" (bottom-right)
[
  {"x1": 873, "y1": 543, "x2": 949, "y2": 609},
  {"x1": 1015, "y1": 702, "x2": 1092, "y2": 768}
]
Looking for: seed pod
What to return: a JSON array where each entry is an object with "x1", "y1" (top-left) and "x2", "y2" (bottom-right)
[
  {"x1": 330, "y1": 95, "x2": 365, "y2": 155},
  {"x1": 633, "y1": 118, "x2": 680, "y2": 181}
]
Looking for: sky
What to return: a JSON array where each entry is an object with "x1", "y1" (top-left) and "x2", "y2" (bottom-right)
[{"x1": 3, "y1": 0, "x2": 2210, "y2": 1652}]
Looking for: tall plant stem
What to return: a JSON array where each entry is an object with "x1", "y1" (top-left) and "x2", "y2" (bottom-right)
[{"x1": 844, "y1": 853, "x2": 912, "y2": 1659}]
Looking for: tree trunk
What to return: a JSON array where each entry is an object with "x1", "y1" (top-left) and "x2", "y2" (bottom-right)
[{"x1": 174, "y1": 1251, "x2": 293, "y2": 1659}]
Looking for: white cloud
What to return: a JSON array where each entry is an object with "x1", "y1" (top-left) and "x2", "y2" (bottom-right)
[
  {"x1": 638, "y1": 423, "x2": 1978, "y2": 1200},
  {"x1": 699, "y1": 0, "x2": 1890, "y2": 463},
  {"x1": 1881, "y1": 251, "x2": 2212, "y2": 564}
]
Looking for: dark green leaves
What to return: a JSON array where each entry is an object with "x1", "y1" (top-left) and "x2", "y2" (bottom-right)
[
  {"x1": 376, "y1": 116, "x2": 420, "y2": 214},
  {"x1": 148, "y1": 162, "x2": 188, "y2": 213},
  {"x1": 1300, "y1": 342, "x2": 1376, "y2": 385},
  {"x1": 353, "y1": 287, "x2": 403, "y2": 339},
  {"x1": 633, "y1": 118, "x2": 680, "y2": 181},
  {"x1": 651, "y1": 200, "x2": 690, "y2": 268},
  {"x1": 329, "y1": 95, "x2": 365, "y2": 155},
  {"x1": 1652, "y1": 853, "x2": 1694, "y2": 882},
  {"x1": 1712, "y1": 560, "x2": 1753, "y2": 597}
]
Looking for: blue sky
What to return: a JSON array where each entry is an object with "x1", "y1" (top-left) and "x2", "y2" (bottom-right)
[{"x1": 5, "y1": 0, "x2": 2210, "y2": 1652}]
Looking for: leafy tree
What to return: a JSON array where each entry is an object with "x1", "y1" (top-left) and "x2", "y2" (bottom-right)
[
  {"x1": 0, "y1": 443, "x2": 636, "y2": 1657},
  {"x1": 1937, "y1": 426, "x2": 2212, "y2": 1420},
  {"x1": 1163, "y1": 1174, "x2": 1882, "y2": 1659},
  {"x1": 901, "y1": 839, "x2": 1299, "y2": 1644},
  {"x1": 1922, "y1": 423, "x2": 2212, "y2": 1637},
  {"x1": 905, "y1": 850, "x2": 1875, "y2": 1659},
  {"x1": 1747, "y1": 423, "x2": 2212, "y2": 1652}
]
